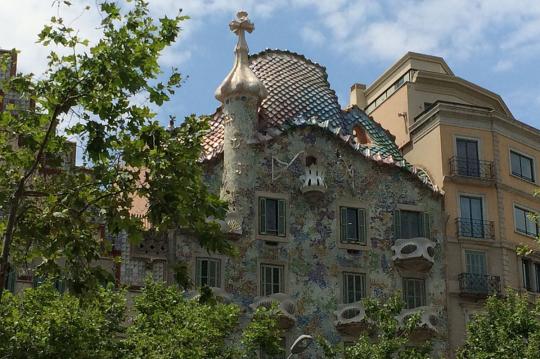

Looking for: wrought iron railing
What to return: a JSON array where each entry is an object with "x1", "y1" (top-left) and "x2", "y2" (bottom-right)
[
  {"x1": 449, "y1": 156, "x2": 494, "y2": 179},
  {"x1": 458, "y1": 273, "x2": 501, "y2": 296},
  {"x1": 456, "y1": 218, "x2": 495, "y2": 239}
]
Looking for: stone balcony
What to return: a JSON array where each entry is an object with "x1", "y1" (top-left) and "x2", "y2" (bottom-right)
[
  {"x1": 299, "y1": 164, "x2": 326, "y2": 194},
  {"x1": 334, "y1": 303, "x2": 369, "y2": 336},
  {"x1": 397, "y1": 306, "x2": 440, "y2": 339},
  {"x1": 249, "y1": 293, "x2": 296, "y2": 329},
  {"x1": 391, "y1": 237, "x2": 436, "y2": 272}
]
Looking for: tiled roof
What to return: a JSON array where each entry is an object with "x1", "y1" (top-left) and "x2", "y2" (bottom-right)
[{"x1": 201, "y1": 49, "x2": 441, "y2": 194}]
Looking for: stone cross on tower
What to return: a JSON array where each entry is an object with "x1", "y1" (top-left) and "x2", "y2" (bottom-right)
[{"x1": 215, "y1": 11, "x2": 267, "y2": 103}]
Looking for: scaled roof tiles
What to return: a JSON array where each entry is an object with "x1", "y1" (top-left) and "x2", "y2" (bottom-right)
[{"x1": 202, "y1": 49, "x2": 441, "y2": 194}]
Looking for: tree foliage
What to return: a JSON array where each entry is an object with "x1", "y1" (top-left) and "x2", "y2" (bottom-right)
[
  {"x1": 0, "y1": 281, "x2": 283, "y2": 359},
  {"x1": 458, "y1": 291, "x2": 540, "y2": 359},
  {"x1": 0, "y1": 0, "x2": 230, "y2": 294},
  {"x1": 319, "y1": 295, "x2": 432, "y2": 359}
]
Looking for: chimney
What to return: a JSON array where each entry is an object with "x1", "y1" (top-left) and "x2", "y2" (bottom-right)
[{"x1": 349, "y1": 83, "x2": 367, "y2": 109}]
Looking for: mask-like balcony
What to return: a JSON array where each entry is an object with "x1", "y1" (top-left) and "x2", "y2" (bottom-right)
[
  {"x1": 299, "y1": 165, "x2": 326, "y2": 194},
  {"x1": 391, "y1": 237, "x2": 436, "y2": 272},
  {"x1": 397, "y1": 306, "x2": 439, "y2": 339},
  {"x1": 334, "y1": 303, "x2": 368, "y2": 335},
  {"x1": 458, "y1": 273, "x2": 501, "y2": 298},
  {"x1": 249, "y1": 293, "x2": 296, "y2": 329}
]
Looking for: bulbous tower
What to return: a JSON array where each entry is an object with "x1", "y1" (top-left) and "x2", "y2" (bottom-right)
[{"x1": 215, "y1": 11, "x2": 267, "y2": 234}]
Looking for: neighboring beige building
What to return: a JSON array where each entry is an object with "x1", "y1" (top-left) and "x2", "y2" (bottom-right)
[{"x1": 350, "y1": 52, "x2": 540, "y2": 356}]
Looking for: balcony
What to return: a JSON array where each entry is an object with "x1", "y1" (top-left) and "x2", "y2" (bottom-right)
[
  {"x1": 458, "y1": 273, "x2": 501, "y2": 298},
  {"x1": 448, "y1": 156, "x2": 494, "y2": 181},
  {"x1": 456, "y1": 218, "x2": 495, "y2": 240},
  {"x1": 391, "y1": 237, "x2": 436, "y2": 272},
  {"x1": 397, "y1": 306, "x2": 439, "y2": 340},
  {"x1": 299, "y1": 164, "x2": 327, "y2": 194},
  {"x1": 249, "y1": 293, "x2": 296, "y2": 329},
  {"x1": 334, "y1": 303, "x2": 369, "y2": 335}
]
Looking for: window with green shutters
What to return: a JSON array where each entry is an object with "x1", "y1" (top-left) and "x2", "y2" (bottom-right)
[
  {"x1": 259, "y1": 197, "x2": 286, "y2": 237},
  {"x1": 340, "y1": 207, "x2": 367, "y2": 244},
  {"x1": 394, "y1": 210, "x2": 431, "y2": 239}
]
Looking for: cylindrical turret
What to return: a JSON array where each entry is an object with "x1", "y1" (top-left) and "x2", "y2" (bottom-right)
[{"x1": 215, "y1": 11, "x2": 267, "y2": 235}]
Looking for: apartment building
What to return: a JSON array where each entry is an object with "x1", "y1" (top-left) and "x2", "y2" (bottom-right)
[{"x1": 350, "y1": 52, "x2": 540, "y2": 356}]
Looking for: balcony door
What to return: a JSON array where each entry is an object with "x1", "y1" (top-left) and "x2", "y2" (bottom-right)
[
  {"x1": 465, "y1": 250, "x2": 488, "y2": 293},
  {"x1": 456, "y1": 138, "x2": 480, "y2": 177},
  {"x1": 460, "y1": 195, "x2": 484, "y2": 238}
]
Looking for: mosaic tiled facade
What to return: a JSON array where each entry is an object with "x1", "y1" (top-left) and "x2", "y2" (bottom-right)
[{"x1": 158, "y1": 11, "x2": 448, "y2": 357}]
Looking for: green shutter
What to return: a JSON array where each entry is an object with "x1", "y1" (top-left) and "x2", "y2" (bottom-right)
[
  {"x1": 5, "y1": 269, "x2": 15, "y2": 293},
  {"x1": 259, "y1": 198, "x2": 266, "y2": 235},
  {"x1": 423, "y1": 213, "x2": 431, "y2": 239},
  {"x1": 358, "y1": 209, "x2": 367, "y2": 244},
  {"x1": 394, "y1": 210, "x2": 402, "y2": 240},
  {"x1": 277, "y1": 199, "x2": 286, "y2": 237},
  {"x1": 340, "y1": 207, "x2": 348, "y2": 243}
]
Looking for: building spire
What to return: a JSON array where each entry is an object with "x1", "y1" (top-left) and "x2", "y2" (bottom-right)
[{"x1": 215, "y1": 11, "x2": 267, "y2": 103}]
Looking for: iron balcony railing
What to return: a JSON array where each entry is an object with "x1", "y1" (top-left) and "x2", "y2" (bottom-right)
[
  {"x1": 449, "y1": 156, "x2": 494, "y2": 180},
  {"x1": 456, "y1": 218, "x2": 495, "y2": 239},
  {"x1": 458, "y1": 273, "x2": 501, "y2": 297}
]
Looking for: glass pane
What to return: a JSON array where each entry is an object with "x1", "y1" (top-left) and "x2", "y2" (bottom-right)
[
  {"x1": 266, "y1": 199, "x2": 278, "y2": 233},
  {"x1": 521, "y1": 156, "x2": 533, "y2": 180},
  {"x1": 515, "y1": 207, "x2": 527, "y2": 233},
  {"x1": 346, "y1": 208, "x2": 358, "y2": 241},
  {"x1": 466, "y1": 251, "x2": 486, "y2": 274},
  {"x1": 511, "y1": 152, "x2": 521, "y2": 175},
  {"x1": 401, "y1": 211, "x2": 420, "y2": 239}
]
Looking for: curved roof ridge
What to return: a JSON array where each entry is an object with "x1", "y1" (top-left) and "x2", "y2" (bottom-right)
[{"x1": 250, "y1": 48, "x2": 328, "y2": 77}]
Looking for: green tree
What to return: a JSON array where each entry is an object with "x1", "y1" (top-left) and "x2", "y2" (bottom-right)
[
  {"x1": 0, "y1": 0, "x2": 230, "y2": 295},
  {"x1": 457, "y1": 291, "x2": 540, "y2": 359},
  {"x1": 319, "y1": 295, "x2": 432, "y2": 359},
  {"x1": 0, "y1": 282, "x2": 125, "y2": 359},
  {"x1": 123, "y1": 281, "x2": 284, "y2": 359},
  {"x1": 0, "y1": 281, "x2": 283, "y2": 359}
]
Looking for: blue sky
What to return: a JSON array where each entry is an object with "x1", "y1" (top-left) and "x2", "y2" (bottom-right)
[{"x1": 2, "y1": 0, "x2": 540, "y2": 130}]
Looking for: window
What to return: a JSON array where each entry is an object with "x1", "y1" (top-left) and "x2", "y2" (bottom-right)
[
  {"x1": 511, "y1": 150, "x2": 535, "y2": 182},
  {"x1": 514, "y1": 206, "x2": 538, "y2": 237},
  {"x1": 196, "y1": 258, "x2": 221, "y2": 288},
  {"x1": 343, "y1": 272, "x2": 367, "y2": 304},
  {"x1": 465, "y1": 251, "x2": 487, "y2": 275},
  {"x1": 523, "y1": 259, "x2": 532, "y2": 291},
  {"x1": 340, "y1": 207, "x2": 367, "y2": 244},
  {"x1": 259, "y1": 197, "x2": 286, "y2": 237},
  {"x1": 402, "y1": 278, "x2": 426, "y2": 309},
  {"x1": 460, "y1": 196, "x2": 485, "y2": 238},
  {"x1": 424, "y1": 102, "x2": 433, "y2": 110},
  {"x1": 394, "y1": 210, "x2": 430, "y2": 239},
  {"x1": 456, "y1": 138, "x2": 480, "y2": 177},
  {"x1": 260, "y1": 264, "x2": 284, "y2": 296}
]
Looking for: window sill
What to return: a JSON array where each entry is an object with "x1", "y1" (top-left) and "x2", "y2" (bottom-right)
[
  {"x1": 510, "y1": 173, "x2": 536, "y2": 185},
  {"x1": 338, "y1": 242, "x2": 369, "y2": 251},
  {"x1": 257, "y1": 234, "x2": 288, "y2": 243},
  {"x1": 514, "y1": 230, "x2": 539, "y2": 241}
]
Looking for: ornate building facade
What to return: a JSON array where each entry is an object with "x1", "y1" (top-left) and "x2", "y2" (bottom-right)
[{"x1": 132, "y1": 12, "x2": 447, "y2": 357}]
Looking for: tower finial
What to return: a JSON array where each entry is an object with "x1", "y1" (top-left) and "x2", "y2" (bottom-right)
[{"x1": 215, "y1": 11, "x2": 267, "y2": 103}]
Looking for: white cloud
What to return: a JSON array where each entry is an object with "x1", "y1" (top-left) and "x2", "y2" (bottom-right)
[
  {"x1": 493, "y1": 60, "x2": 513, "y2": 72},
  {"x1": 301, "y1": 26, "x2": 325, "y2": 46}
]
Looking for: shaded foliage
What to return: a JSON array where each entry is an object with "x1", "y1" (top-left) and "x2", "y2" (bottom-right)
[{"x1": 458, "y1": 291, "x2": 540, "y2": 359}]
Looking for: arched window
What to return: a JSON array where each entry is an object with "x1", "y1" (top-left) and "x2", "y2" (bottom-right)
[
  {"x1": 306, "y1": 155, "x2": 317, "y2": 167},
  {"x1": 353, "y1": 126, "x2": 371, "y2": 145}
]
